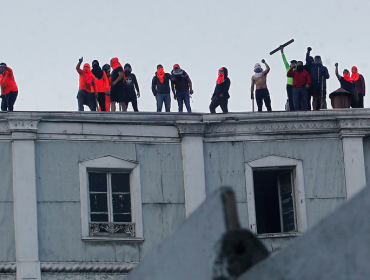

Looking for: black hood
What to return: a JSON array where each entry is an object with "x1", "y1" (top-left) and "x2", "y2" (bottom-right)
[
  {"x1": 92, "y1": 61, "x2": 104, "y2": 79},
  {"x1": 222, "y1": 67, "x2": 228, "y2": 77}
]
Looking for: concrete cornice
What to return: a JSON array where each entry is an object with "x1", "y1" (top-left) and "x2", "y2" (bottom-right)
[
  {"x1": 0, "y1": 263, "x2": 16, "y2": 273},
  {"x1": 40, "y1": 262, "x2": 137, "y2": 273},
  {"x1": 0, "y1": 110, "x2": 369, "y2": 141}
]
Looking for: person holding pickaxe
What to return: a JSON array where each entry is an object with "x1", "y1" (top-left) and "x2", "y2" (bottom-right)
[{"x1": 280, "y1": 49, "x2": 297, "y2": 111}]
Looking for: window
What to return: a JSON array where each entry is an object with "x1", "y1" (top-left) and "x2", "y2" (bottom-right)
[
  {"x1": 245, "y1": 156, "x2": 307, "y2": 236},
  {"x1": 79, "y1": 155, "x2": 143, "y2": 241},
  {"x1": 253, "y1": 169, "x2": 296, "y2": 234},
  {"x1": 89, "y1": 172, "x2": 134, "y2": 237}
]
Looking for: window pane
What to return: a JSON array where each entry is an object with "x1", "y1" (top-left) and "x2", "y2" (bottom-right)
[
  {"x1": 253, "y1": 170, "x2": 281, "y2": 234},
  {"x1": 278, "y1": 171, "x2": 296, "y2": 232},
  {"x1": 112, "y1": 194, "x2": 131, "y2": 214},
  {"x1": 89, "y1": 173, "x2": 107, "y2": 192},
  {"x1": 90, "y1": 193, "x2": 108, "y2": 213},
  {"x1": 90, "y1": 214, "x2": 109, "y2": 222},
  {"x1": 114, "y1": 214, "x2": 132, "y2": 223},
  {"x1": 111, "y1": 173, "x2": 130, "y2": 193}
]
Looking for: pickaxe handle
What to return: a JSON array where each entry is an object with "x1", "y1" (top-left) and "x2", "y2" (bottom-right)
[{"x1": 269, "y1": 39, "x2": 294, "y2": 55}]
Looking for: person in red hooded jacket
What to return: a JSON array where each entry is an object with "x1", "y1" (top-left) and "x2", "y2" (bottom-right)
[
  {"x1": 91, "y1": 60, "x2": 109, "y2": 111},
  {"x1": 0, "y1": 62, "x2": 18, "y2": 111},
  {"x1": 351, "y1": 66, "x2": 365, "y2": 108},
  {"x1": 102, "y1": 64, "x2": 112, "y2": 111},
  {"x1": 76, "y1": 57, "x2": 97, "y2": 111}
]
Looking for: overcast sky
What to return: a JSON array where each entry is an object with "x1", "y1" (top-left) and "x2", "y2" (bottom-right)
[{"x1": 1, "y1": 0, "x2": 368, "y2": 113}]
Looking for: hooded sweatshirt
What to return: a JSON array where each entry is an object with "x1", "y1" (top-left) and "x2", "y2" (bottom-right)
[
  {"x1": 352, "y1": 66, "x2": 366, "y2": 96},
  {"x1": 151, "y1": 68, "x2": 173, "y2": 96},
  {"x1": 212, "y1": 67, "x2": 230, "y2": 99},
  {"x1": 92, "y1": 62, "x2": 108, "y2": 93},
  {"x1": 0, "y1": 67, "x2": 18, "y2": 94},
  {"x1": 76, "y1": 63, "x2": 96, "y2": 93},
  {"x1": 171, "y1": 68, "x2": 190, "y2": 93},
  {"x1": 305, "y1": 52, "x2": 329, "y2": 93}
]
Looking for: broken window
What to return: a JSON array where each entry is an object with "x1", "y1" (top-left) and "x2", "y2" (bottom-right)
[
  {"x1": 253, "y1": 168, "x2": 296, "y2": 234},
  {"x1": 88, "y1": 172, "x2": 134, "y2": 237}
]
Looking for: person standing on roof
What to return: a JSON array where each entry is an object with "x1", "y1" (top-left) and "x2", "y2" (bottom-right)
[
  {"x1": 351, "y1": 66, "x2": 365, "y2": 108},
  {"x1": 76, "y1": 57, "x2": 97, "y2": 111},
  {"x1": 251, "y1": 60, "x2": 272, "y2": 112},
  {"x1": 0, "y1": 62, "x2": 18, "y2": 111},
  {"x1": 287, "y1": 61, "x2": 311, "y2": 110},
  {"x1": 91, "y1": 60, "x2": 109, "y2": 111},
  {"x1": 306, "y1": 47, "x2": 330, "y2": 110},
  {"x1": 335, "y1": 63, "x2": 358, "y2": 108},
  {"x1": 304, "y1": 48, "x2": 314, "y2": 110},
  {"x1": 171, "y1": 64, "x2": 193, "y2": 113},
  {"x1": 152, "y1": 65, "x2": 175, "y2": 112},
  {"x1": 280, "y1": 49, "x2": 296, "y2": 111},
  {"x1": 123, "y1": 63, "x2": 140, "y2": 112},
  {"x1": 209, "y1": 67, "x2": 230, "y2": 113},
  {"x1": 102, "y1": 64, "x2": 111, "y2": 111},
  {"x1": 110, "y1": 57, "x2": 126, "y2": 112}
]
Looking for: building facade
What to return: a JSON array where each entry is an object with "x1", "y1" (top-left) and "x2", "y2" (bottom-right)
[{"x1": 0, "y1": 110, "x2": 369, "y2": 279}]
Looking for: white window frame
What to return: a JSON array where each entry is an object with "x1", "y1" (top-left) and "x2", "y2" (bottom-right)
[
  {"x1": 79, "y1": 155, "x2": 144, "y2": 242},
  {"x1": 245, "y1": 155, "x2": 307, "y2": 237}
]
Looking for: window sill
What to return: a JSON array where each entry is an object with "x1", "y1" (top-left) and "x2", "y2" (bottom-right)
[
  {"x1": 82, "y1": 236, "x2": 145, "y2": 242},
  {"x1": 257, "y1": 232, "x2": 301, "y2": 239}
]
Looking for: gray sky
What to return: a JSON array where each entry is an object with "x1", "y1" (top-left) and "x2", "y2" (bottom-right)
[{"x1": 1, "y1": 0, "x2": 368, "y2": 112}]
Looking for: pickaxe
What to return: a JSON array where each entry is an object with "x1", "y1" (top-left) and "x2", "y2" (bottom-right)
[{"x1": 269, "y1": 39, "x2": 294, "y2": 55}]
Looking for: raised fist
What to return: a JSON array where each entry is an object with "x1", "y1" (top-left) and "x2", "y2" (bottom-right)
[
  {"x1": 307, "y1": 47, "x2": 312, "y2": 52},
  {"x1": 261, "y1": 59, "x2": 265, "y2": 63},
  {"x1": 335, "y1": 63, "x2": 338, "y2": 67},
  {"x1": 79, "y1": 57, "x2": 83, "y2": 63}
]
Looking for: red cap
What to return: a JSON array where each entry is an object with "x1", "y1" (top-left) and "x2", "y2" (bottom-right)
[{"x1": 173, "y1": 64, "x2": 180, "y2": 69}]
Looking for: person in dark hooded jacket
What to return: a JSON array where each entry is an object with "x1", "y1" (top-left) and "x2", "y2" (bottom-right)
[
  {"x1": 209, "y1": 67, "x2": 230, "y2": 113},
  {"x1": 123, "y1": 63, "x2": 140, "y2": 112},
  {"x1": 152, "y1": 65, "x2": 175, "y2": 112},
  {"x1": 306, "y1": 47, "x2": 330, "y2": 110}
]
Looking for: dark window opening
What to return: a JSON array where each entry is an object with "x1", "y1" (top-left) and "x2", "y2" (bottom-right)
[{"x1": 253, "y1": 169, "x2": 296, "y2": 234}]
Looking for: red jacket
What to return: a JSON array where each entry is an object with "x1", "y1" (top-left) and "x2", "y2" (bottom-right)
[
  {"x1": 0, "y1": 67, "x2": 18, "y2": 94},
  {"x1": 287, "y1": 69, "x2": 311, "y2": 88}
]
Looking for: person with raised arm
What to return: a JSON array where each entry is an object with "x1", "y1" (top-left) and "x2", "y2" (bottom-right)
[
  {"x1": 76, "y1": 57, "x2": 97, "y2": 111},
  {"x1": 251, "y1": 59, "x2": 271, "y2": 112},
  {"x1": 335, "y1": 63, "x2": 358, "y2": 108},
  {"x1": 0, "y1": 62, "x2": 18, "y2": 111}
]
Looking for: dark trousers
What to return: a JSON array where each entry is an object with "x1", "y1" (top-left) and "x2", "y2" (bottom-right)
[
  {"x1": 97, "y1": 92, "x2": 106, "y2": 111},
  {"x1": 286, "y1": 85, "x2": 294, "y2": 111},
  {"x1": 256, "y1": 88, "x2": 272, "y2": 112},
  {"x1": 176, "y1": 91, "x2": 191, "y2": 113},
  {"x1": 357, "y1": 95, "x2": 364, "y2": 108},
  {"x1": 292, "y1": 88, "x2": 308, "y2": 110},
  {"x1": 209, "y1": 96, "x2": 228, "y2": 113},
  {"x1": 351, "y1": 95, "x2": 358, "y2": 108},
  {"x1": 125, "y1": 92, "x2": 139, "y2": 112},
  {"x1": 1, "y1": 91, "x2": 18, "y2": 111},
  {"x1": 77, "y1": 90, "x2": 96, "y2": 111}
]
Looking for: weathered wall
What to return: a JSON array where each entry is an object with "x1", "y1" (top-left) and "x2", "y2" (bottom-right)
[
  {"x1": 204, "y1": 139, "x2": 346, "y2": 238},
  {"x1": 362, "y1": 137, "x2": 370, "y2": 185},
  {"x1": 35, "y1": 141, "x2": 185, "y2": 262},
  {"x1": 0, "y1": 141, "x2": 15, "y2": 262}
]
